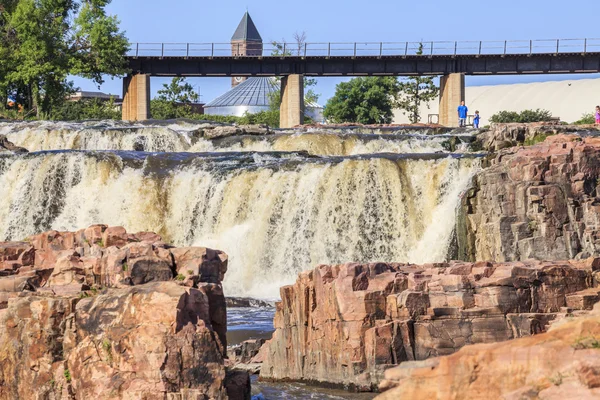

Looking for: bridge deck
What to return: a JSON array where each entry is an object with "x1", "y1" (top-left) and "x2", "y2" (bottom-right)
[{"x1": 128, "y1": 53, "x2": 600, "y2": 77}]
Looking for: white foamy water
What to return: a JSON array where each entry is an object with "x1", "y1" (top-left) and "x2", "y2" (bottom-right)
[
  {"x1": 2, "y1": 121, "x2": 472, "y2": 155},
  {"x1": 0, "y1": 151, "x2": 480, "y2": 298}
]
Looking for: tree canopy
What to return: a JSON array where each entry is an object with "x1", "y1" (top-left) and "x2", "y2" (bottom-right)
[
  {"x1": 324, "y1": 77, "x2": 401, "y2": 124},
  {"x1": 0, "y1": 0, "x2": 129, "y2": 118}
]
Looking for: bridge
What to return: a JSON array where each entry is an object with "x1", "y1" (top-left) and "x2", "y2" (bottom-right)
[{"x1": 123, "y1": 38, "x2": 600, "y2": 127}]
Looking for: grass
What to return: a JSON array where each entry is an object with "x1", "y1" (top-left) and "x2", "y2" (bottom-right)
[
  {"x1": 176, "y1": 274, "x2": 186, "y2": 281},
  {"x1": 573, "y1": 336, "x2": 600, "y2": 350},
  {"x1": 102, "y1": 338, "x2": 113, "y2": 364},
  {"x1": 63, "y1": 369, "x2": 71, "y2": 383},
  {"x1": 122, "y1": 262, "x2": 128, "y2": 272},
  {"x1": 524, "y1": 133, "x2": 550, "y2": 146},
  {"x1": 549, "y1": 372, "x2": 564, "y2": 386},
  {"x1": 187, "y1": 269, "x2": 194, "y2": 275}
]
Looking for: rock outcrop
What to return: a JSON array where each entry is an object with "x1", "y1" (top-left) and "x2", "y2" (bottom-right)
[
  {"x1": 0, "y1": 225, "x2": 246, "y2": 400},
  {"x1": 0, "y1": 133, "x2": 27, "y2": 153},
  {"x1": 460, "y1": 134, "x2": 600, "y2": 262},
  {"x1": 260, "y1": 260, "x2": 599, "y2": 391},
  {"x1": 476, "y1": 122, "x2": 600, "y2": 152},
  {"x1": 377, "y1": 302, "x2": 600, "y2": 399}
]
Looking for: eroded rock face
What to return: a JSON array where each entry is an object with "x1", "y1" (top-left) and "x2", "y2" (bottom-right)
[
  {"x1": 376, "y1": 303, "x2": 600, "y2": 399},
  {"x1": 461, "y1": 134, "x2": 600, "y2": 262},
  {"x1": 0, "y1": 226, "x2": 243, "y2": 400},
  {"x1": 477, "y1": 122, "x2": 600, "y2": 152},
  {"x1": 260, "y1": 260, "x2": 600, "y2": 391}
]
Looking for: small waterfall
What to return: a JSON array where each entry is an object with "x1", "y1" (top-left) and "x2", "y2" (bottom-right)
[
  {"x1": 2, "y1": 121, "x2": 474, "y2": 155},
  {"x1": 0, "y1": 150, "x2": 480, "y2": 298}
]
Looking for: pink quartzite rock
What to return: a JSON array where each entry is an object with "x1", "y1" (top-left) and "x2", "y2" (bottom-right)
[
  {"x1": 0, "y1": 226, "x2": 243, "y2": 399},
  {"x1": 260, "y1": 259, "x2": 599, "y2": 391},
  {"x1": 462, "y1": 134, "x2": 600, "y2": 262},
  {"x1": 376, "y1": 303, "x2": 600, "y2": 399}
]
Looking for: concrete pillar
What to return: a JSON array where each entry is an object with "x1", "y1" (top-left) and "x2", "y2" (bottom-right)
[
  {"x1": 280, "y1": 74, "x2": 304, "y2": 128},
  {"x1": 439, "y1": 73, "x2": 465, "y2": 127},
  {"x1": 122, "y1": 74, "x2": 150, "y2": 121}
]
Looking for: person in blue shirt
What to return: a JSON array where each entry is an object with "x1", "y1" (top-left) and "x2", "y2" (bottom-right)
[
  {"x1": 473, "y1": 110, "x2": 480, "y2": 128},
  {"x1": 457, "y1": 101, "x2": 468, "y2": 127}
]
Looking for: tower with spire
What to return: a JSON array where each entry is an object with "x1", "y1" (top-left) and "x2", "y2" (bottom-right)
[{"x1": 231, "y1": 12, "x2": 263, "y2": 87}]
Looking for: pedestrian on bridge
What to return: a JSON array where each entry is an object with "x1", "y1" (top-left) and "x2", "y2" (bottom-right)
[{"x1": 457, "y1": 101, "x2": 468, "y2": 127}]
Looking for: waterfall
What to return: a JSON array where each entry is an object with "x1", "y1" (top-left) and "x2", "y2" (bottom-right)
[
  {"x1": 0, "y1": 148, "x2": 480, "y2": 298},
  {"x1": 3, "y1": 121, "x2": 473, "y2": 155}
]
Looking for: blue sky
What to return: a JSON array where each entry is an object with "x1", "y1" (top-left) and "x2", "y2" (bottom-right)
[{"x1": 74, "y1": 0, "x2": 600, "y2": 105}]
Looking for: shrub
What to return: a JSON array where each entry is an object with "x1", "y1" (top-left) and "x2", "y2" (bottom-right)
[
  {"x1": 573, "y1": 113, "x2": 595, "y2": 125},
  {"x1": 489, "y1": 109, "x2": 553, "y2": 124},
  {"x1": 50, "y1": 98, "x2": 121, "y2": 121}
]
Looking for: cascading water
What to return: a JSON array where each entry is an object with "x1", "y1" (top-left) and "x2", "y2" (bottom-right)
[
  {"x1": 0, "y1": 140, "x2": 480, "y2": 298},
  {"x1": 2, "y1": 120, "x2": 475, "y2": 155}
]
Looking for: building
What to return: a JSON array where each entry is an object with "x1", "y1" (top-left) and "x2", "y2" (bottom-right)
[
  {"x1": 68, "y1": 91, "x2": 122, "y2": 103},
  {"x1": 204, "y1": 12, "x2": 324, "y2": 123},
  {"x1": 393, "y1": 77, "x2": 600, "y2": 126}
]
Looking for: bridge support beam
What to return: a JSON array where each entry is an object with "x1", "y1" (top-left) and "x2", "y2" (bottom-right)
[
  {"x1": 280, "y1": 74, "x2": 304, "y2": 128},
  {"x1": 122, "y1": 74, "x2": 150, "y2": 121},
  {"x1": 439, "y1": 73, "x2": 465, "y2": 127}
]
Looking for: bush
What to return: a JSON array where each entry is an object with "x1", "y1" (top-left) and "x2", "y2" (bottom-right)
[
  {"x1": 50, "y1": 98, "x2": 121, "y2": 121},
  {"x1": 573, "y1": 113, "x2": 595, "y2": 125},
  {"x1": 489, "y1": 109, "x2": 553, "y2": 124}
]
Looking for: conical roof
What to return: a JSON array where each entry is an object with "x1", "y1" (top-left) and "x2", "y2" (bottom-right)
[
  {"x1": 205, "y1": 77, "x2": 323, "y2": 109},
  {"x1": 231, "y1": 12, "x2": 262, "y2": 42},
  {"x1": 205, "y1": 77, "x2": 277, "y2": 108}
]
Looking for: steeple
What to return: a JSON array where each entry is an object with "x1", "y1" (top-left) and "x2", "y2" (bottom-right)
[
  {"x1": 231, "y1": 12, "x2": 263, "y2": 87},
  {"x1": 231, "y1": 12, "x2": 262, "y2": 42}
]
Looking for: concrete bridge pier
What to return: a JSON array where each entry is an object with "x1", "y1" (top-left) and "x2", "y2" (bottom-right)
[
  {"x1": 439, "y1": 73, "x2": 465, "y2": 127},
  {"x1": 122, "y1": 74, "x2": 151, "y2": 121},
  {"x1": 280, "y1": 74, "x2": 304, "y2": 128}
]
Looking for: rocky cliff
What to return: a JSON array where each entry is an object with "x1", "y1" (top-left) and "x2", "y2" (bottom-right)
[
  {"x1": 259, "y1": 259, "x2": 600, "y2": 391},
  {"x1": 376, "y1": 302, "x2": 600, "y2": 399},
  {"x1": 460, "y1": 134, "x2": 600, "y2": 262},
  {"x1": 0, "y1": 225, "x2": 247, "y2": 400}
]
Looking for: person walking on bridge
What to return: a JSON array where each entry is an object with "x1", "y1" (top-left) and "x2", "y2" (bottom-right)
[{"x1": 457, "y1": 101, "x2": 468, "y2": 127}]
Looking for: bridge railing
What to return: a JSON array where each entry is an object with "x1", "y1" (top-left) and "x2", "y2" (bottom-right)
[{"x1": 127, "y1": 39, "x2": 600, "y2": 58}]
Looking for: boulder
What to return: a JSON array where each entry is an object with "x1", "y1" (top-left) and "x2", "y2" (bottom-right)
[
  {"x1": 377, "y1": 303, "x2": 600, "y2": 399},
  {"x1": 461, "y1": 134, "x2": 600, "y2": 262},
  {"x1": 260, "y1": 260, "x2": 598, "y2": 390}
]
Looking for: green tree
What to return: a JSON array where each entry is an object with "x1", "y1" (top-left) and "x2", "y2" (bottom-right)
[
  {"x1": 396, "y1": 45, "x2": 439, "y2": 123},
  {"x1": 573, "y1": 113, "x2": 595, "y2": 125},
  {"x1": 150, "y1": 77, "x2": 200, "y2": 119},
  {"x1": 489, "y1": 109, "x2": 553, "y2": 123},
  {"x1": 1, "y1": 0, "x2": 128, "y2": 118},
  {"x1": 271, "y1": 32, "x2": 320, "y2": 107},
  {"x1": 324, "y1": 77, "x2": 401, "y2": 124}
]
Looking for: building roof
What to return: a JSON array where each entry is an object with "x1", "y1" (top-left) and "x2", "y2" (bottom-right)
[
  {"x1": 231, "y1": 12, "x2": 262, "y2": 42},
  {"x1": 205, "y1": 77, "x2": 323, "y2": 109},
  {"x1": 205, "y1": 77, "x2": 277, "y2": 108}
]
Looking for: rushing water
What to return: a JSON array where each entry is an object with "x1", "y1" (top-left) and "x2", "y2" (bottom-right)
[
  {"x1": 2, "y1": 120, "x2": 475, "y2": 155},
  {"x1": 0, "y1": 149, "x2": 480, "y2": 297},
  {"x1": 0, "y1": 120, "x2": 483, "y2": 398}
]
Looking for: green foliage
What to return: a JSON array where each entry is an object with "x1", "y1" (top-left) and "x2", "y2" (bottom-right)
[
  {"x1": 524, "y1": 133, "x2": 550, "y2": 146},
  {"x1": 150, "y1": 78, "x2": 200, "y2": 120},
  {"x1": 270, "y1": 32, "x2": 320, "y2": 106},
  {"x1": 573, "y1": 336, "x2": 600, "y2": 349},
  {"x1": 122, "y1": 262, "x2": 128, "y2": 272},
  {"x1": 396, "y1": 44, "x2": 439, "y2": 123},
  {"x1": 324, "y1": 77, "x2": 401, "y2": 124},
  {"x1": 102, "y1": 338, "x2": 113, "y2": 364},
  {"x1": 0, "y1": 0, "x2": 128, "y2": 117},
  {"x1": 176, "y1": 274, "x2": 185, "y2": 281},
  {"x1": 489, "y1": 109, "x2": 553, "y2": 123},
  {"x1": 63, "y1": 369, "x2": 71, "y2": 383},
  {"x1": 50, "y1": 98, "x2": 121, "y2": 121},
  {"x1": 573, "y1": 113, "x2": 595, "y2": 125}
]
